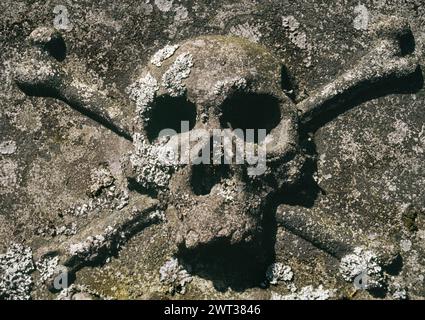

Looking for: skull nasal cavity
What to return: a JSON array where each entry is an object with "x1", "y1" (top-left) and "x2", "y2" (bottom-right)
[
  {"x1": 45, "y1": 37, "x2": 67, "y2": 62},
  {"x1": 219, "y1": 93, "x2": 281, "y2": 143},
  {"x1": 191, "y1": 164, "x2": 230, "y2": 196},
  {"x1": 146, "y1": 95, "x2": 197, "y2": 142}
]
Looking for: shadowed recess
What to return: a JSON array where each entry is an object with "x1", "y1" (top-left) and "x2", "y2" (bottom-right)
[
  {"x1": 191, "y1": 163, "x2": 230, "y2": 196},
  {"x1": 45, "y1": 36, "x2": 67, "y2": 61},
  {"x1": 146, "y1": 95, "x2": 197, "y2": 142},
  {"x1": 219, "y1": 92, "x2": 281, "y2": 144},
  {"x1": 176, "y1": 193, "x2": 278, "y2": 292}
]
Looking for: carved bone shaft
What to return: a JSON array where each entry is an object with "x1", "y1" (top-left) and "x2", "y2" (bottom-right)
[
  {"x1": 276, "y1": 207, "x2": 399, "y2": 266},
  {"x1": 13, "y1": 27, "x2": 133, "y2": 140},
  {"x1": 35, "y1": 195, "x2": 159, "y2": 291},
  {"x1": 298, "y1": 17, "x2": 420, "y2": 125},
  {"x1": 276, "y1": 207, "x2": 353, "y2": 259},
  {"x1": 57, "y1": 80, "x2": 133, "y2": 140}
]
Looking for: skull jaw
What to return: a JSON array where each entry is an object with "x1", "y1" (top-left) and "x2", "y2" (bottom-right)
[
  {"x1": 165, "y1": 188, "x2": 278, "y2": 291},
  {"x1": 166, "y1": 193, "x2": 267, "y2": 251},
  {"x1": 164, "y1": 148, "x2": 308, "y2": 253}
]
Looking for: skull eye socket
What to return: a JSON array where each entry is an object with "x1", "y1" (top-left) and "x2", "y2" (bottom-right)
[
  {"x1": 219, "y1": 92, "x2": 281, "y2": 143},
  {"x1": 45, "y1": 36, "x2": 67, "y2": 62},
  {"x1": 146, "y1": 95, "x2": 197, "y2": 142}
]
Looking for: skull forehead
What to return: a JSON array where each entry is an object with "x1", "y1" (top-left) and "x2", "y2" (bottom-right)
[{"x1": 146, "y1": 36, "x2": 284, "y2": 101}]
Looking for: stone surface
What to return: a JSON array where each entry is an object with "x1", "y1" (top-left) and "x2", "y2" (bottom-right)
[{"x1": 0, "y1": 0, "x2": 424, "y2": 300}]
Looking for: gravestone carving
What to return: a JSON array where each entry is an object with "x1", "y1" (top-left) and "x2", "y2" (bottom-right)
[{"x1": 3, "y1": 11, "x2": 423, "y2": 299}]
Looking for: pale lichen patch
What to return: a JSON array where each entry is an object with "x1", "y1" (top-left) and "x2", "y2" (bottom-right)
[
  {"x1": 0, "y1": 243, "x2": 35, "y2": 300},
  {"x1": 339, "y1": 246, "x2": 384, "y2": 290},
  {"x1": 266, "y1": 263, "x2": 293, "y2": 285},
  {"x1": 271, "y1": 285, "x2": 334, "y2": 300},
  {"x1": 159, "y1": 257, "x2": 192, "y2": 295},
  {"x1": 0, "y1": 140, "x2": 16, "y2": 155},
  {"x1": 161, "y1": 52, "x2": 193, "y2": 97},
  {"x1": 127, "y1": 72, "x2": 159, "y2": 119},
  {"x1": 150, "y1": 44, "x2": 179, "y2": 67}
]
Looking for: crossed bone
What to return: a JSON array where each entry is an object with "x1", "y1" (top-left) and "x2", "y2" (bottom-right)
[{"x1": 12, "y1": 16, "x2": 421, "y2": 291}]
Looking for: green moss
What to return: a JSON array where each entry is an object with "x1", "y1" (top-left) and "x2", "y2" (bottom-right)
[{"x1": 187, "y1": 35, "x2": 281, "y2": 73}]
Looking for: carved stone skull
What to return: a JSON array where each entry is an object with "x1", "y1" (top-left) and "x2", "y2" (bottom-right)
[
  {"x1": 127, "y1": 36, "x2": 306, "y2": 251},
  {"x1": 11, "y1": 16, "x2": 420, "y2": 288}
]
